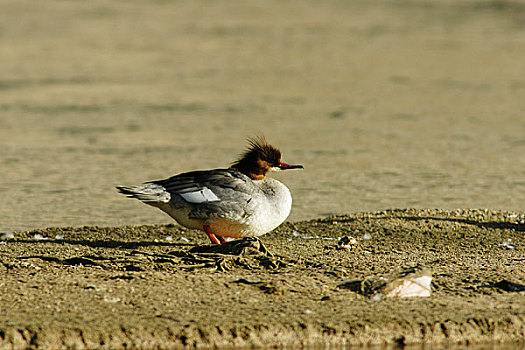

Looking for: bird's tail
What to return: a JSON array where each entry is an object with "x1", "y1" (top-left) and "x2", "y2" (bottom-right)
[{"x1": 116, "y1": 184, "x2": 171, "y2": 205}]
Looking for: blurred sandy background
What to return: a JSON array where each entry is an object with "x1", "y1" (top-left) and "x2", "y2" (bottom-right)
[{"x1": 1, "y1": 0, "x2": 524, "y2": 232}]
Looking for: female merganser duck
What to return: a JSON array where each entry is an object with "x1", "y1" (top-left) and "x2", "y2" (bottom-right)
[{"x1": 117, "y1": 137, "x2": 303, "y2": 244}]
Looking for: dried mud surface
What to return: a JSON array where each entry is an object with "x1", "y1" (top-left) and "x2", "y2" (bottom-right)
[{"x1": 1, "y1": 209, "x2": 524, "y2": 349}]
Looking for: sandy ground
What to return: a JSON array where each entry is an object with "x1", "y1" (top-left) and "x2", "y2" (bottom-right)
[
  {"x1": 1, "y1": 209, "x2": 524, "y2": 349},
  {"x1": 1, "y1": 0, "x2": 525, "y2": 348},
  {"x1": 1, "y1": 0, "x2": 524, "y2": 233}
]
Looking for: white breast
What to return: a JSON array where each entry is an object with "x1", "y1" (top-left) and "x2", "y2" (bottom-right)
[{"x1": 241, "y1": 178, "x2": 292, "y2": 236}]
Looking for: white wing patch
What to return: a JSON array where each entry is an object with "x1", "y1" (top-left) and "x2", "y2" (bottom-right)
[{"x1": 180, "y1": 187, "x2": 220, "y2": 203}]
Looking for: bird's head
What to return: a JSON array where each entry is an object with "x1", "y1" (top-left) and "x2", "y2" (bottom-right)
[{"x1": 231, "y1": 137, "x2": 303, "y2": 180}]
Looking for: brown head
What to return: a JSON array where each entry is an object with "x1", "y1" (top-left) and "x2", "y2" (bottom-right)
[{"x1": 230, "y1": 137, "x2": 303, "y2": 180}]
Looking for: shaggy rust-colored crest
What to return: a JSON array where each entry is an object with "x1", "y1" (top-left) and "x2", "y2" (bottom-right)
[{"x1": 230, "y1": 137, "x2": 282, "y2": 180}]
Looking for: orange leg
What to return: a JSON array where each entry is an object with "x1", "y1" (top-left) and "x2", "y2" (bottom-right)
[
  {"x1": 217, "y1": 235, "x2": 227, "y2": 244},
  {"x1": 203, "y1": 224, "x2": 221, "y2": 245}
]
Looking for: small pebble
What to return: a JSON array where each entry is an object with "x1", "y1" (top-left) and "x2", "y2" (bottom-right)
[
  {"x1": 0, "y1": 232, "x2": 14, "y2": 240},
  {"x1": 103, "y1": 296, "x2": 121, "y2": 303},
  {"x1": 501, "y1": 239, "x2": 515, "y2": 250},
  {"x1": 371, "y1": 294, "x2": 382, "y2": 302},
  {"x1": 337, "y1": 236, "x2": 358, "y2": 250},
  {"x1": 362, "y1": 233, "x2": 372, "y2": 240}
]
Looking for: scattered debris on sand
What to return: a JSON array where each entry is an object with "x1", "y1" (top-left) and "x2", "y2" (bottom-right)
[{"x1": 1, "y1": 209, "x2": 524, "y2": 349}]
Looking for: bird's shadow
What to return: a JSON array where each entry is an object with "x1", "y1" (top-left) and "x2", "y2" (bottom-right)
[
  {"x1": 8, "y1": 239, "x2": 197, "y2": 268},
  {"x1": 10, "y1": 238, "x2": 194, "y2": 249}
]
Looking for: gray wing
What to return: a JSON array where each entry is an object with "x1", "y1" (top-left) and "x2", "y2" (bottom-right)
[{"x1": 152, "y1": 169, "x2": 258, "y2": 221}]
